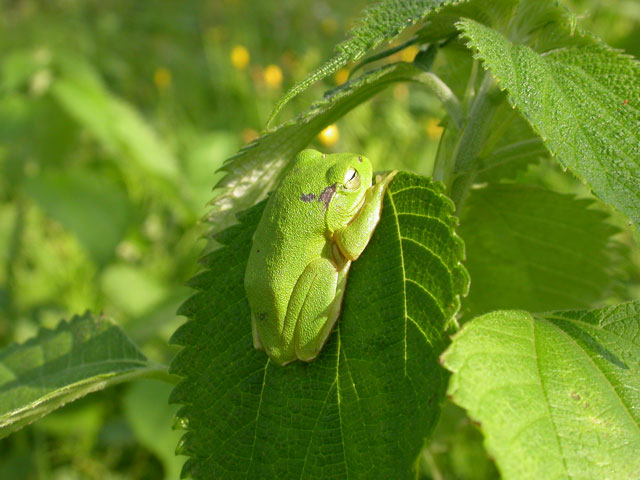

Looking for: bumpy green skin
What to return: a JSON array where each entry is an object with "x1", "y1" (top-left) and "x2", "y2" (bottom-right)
[{"x1": 244, "y1": 149, "x2": 396, "y2": 366}]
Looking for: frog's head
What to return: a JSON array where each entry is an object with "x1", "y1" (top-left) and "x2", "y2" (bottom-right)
[{"x1": 323, "y1": 152, "x2": 373, "y2": 231}]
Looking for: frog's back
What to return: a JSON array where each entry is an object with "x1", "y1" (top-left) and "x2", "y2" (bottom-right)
[{"x1": 244, "y1": 151, "x2": 333, "y2": 350}]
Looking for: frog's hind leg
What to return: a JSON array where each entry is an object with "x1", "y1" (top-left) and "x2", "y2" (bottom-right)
[{"x1": 291, "y1": 259, "x2": 348, "y2": 362}]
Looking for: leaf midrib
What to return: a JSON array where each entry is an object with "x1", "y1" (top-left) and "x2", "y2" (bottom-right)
[
  {"x1": 530, "y1": 316, "x2": 570, "y2": 477},
  {"x1": 386, "y1": 184, "x2": 409, "y2": 379}
]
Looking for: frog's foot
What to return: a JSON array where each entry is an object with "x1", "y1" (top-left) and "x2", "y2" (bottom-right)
[{"x1": 374, "y1": 169, "x2": 398, "y2": 192}]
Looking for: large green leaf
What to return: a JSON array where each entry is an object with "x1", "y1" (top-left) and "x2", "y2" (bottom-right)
[
  {"x1": 170, "y1": 173, "x2": 468, "y2": 479},
  {"x1": 459, "y1": 184, "x2": 619, "y2": 318},
  {"x1": 210, "y1": 62, "x2": 450, "y2": 233},
  {"x1": 0, "y1": 312, "x2": 166, "y2": 439},
  {"x1": 458, "y1": 18, "x2": 640, "y2": 228},
  {"x1": 268, "y1": 0, "x2": 456, "y2": 126},
  {"x1": 442, "y1": 301, "x2": 640, "y2": 480}
]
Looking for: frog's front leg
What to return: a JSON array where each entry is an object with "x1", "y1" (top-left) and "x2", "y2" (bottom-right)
[
  {"x1": 336, "y1": 170, "x2": 397, "y2": 260},
  {"x1": 284, "y1": 258, "x2": 348, "y2": 363}
]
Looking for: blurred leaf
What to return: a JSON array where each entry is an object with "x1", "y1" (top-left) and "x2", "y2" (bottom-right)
[
  {"x1": 0, "y1": 447, "x2": 32, "y2": 480},
  {"x1": 125, "y1": 289, "x2": 190, "y2": 345},
  {"x1": 459, "y1": 184, "x2": 619, "y2": 318},
  {"x1": 212, "y1": 62, "x2": 450, "y2": 233},
  {"x1": 442, "y1": 301, "x2": 640, "y2": 480},
  {"x1": 123, "y1": 380, "x2": 184, "y2": 480},
  {"x1": 0, "y1": 49, "x2": 50, "y2": 93},
  {"x1": 50, "y1": 56, "x2": 179, "y2": 180},
  {"x1": 35, "y1": 398, "x2": 104, "y2": 440},
  {"x1": 101, "y1": 264, "x2": 169, "y2": 317},
  {"x1": 0, "y1": 312, "x2": 166, "y2": 439},
  {"x1": 183, "y1": 131, "x2": 238, "y2": 214},
  {"x1": 23, "y1": 169, "x2": 132, "y2": 264},
  {"x1": 9, "y1": 205, "x2": 97, "y2": 317},
  {"x1": 0, "y1": 94, "x2": 32, "y2": 144},
  {"x1": 0, "y1": 94, "x2": 78, "y2": 184},
  {"x1": 458, "y1": 18, "x2": 640, "y2": 228},
  {"x1": 170, "y1": 173, "x2": 468, "y2": 478},
  {"x1": 268, "y1": 0, "x2": 454, "y2": 126}
]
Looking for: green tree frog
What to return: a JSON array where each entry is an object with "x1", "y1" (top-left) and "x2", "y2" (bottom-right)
[{"x1": 244, "y1": 149, "x2": 397, "y2": 366}]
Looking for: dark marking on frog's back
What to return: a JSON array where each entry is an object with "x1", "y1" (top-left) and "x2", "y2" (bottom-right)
[
  {"x1": 318, "y1": 184, "x2": 336, "y2": 211},
  {"x1": 300, "y1": 192, "x2": 316, "y2": 202}
]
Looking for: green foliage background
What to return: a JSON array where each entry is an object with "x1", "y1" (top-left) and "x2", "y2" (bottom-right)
[{"x1": 0, "y1": 0, "x2": 638, "y2": 479}]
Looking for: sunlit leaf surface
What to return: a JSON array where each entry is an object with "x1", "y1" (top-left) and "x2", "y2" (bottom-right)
[{"x1": 443, "y1": 301, "x2": 640, "y2": 480}]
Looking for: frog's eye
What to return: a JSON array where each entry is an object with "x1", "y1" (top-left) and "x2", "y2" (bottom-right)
[{"x1": 344, "y1": 167, "x2": 361, "y2": 190}]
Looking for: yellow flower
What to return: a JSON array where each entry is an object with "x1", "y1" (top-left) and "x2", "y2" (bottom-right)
[
  {"x1": 153, "y1": 67, "x2": 172, "y2": 89},
  {"x1": 400, "y1": 45, "x2": 420, "y2": 63},
  {"x1": 334, "y1": 68, "x2": 349, "y2": 85},
  {"x1": 425, "y1": 117, "x2": 444, "y2": 140},
  {"x1": 263, "y1": 64, "x2": 283, "y2": 89},
  {"x1": 318, "y1": 125, "x2": 339, "y2": 147},
  {"x1": 230, "y1": 45, "x2": 250, "y2": 70}
]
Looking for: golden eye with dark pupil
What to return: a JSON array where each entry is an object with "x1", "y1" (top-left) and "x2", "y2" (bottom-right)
[{"x1": 344, "y1": 168, "x2": 361, "y2": 190}]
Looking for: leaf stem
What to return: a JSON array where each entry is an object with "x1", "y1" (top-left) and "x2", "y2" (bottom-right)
[
  {"x1": 415, "y1": 71, "x2": 463, "y2": 130},
  {"x1": 140, "y1": 361, "x2": 181, "y2": 384},
  {"x1": 462, "y1": 58, "x2": 479, "y2": 113},
  {"x1": 449, "y1": 73, "x2": 501, "y2": 210}
]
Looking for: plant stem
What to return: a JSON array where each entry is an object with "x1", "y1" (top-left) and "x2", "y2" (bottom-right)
[
  {"x1": 463, "y1": 58, "x2": 479, "y2": 112},
  {"x1": 415, "y1": 71, "x2": 463, "y2": 130},
  {"x1": 449, "y1": 73, "x2": 500, "y2": 210}
]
